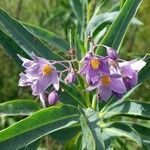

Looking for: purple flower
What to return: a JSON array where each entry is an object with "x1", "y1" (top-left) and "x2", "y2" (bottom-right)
[
  {"x1": 106, "y1": 46, "x2": 118, "y2": 60},
  {"x1": 80, "y1": 53, "x2": 109, "y2": 84},
  {"x1": 87, "y1": 74, "x2": 126, "y2": 101},
  {"x1": 48, "y1": 90, "x2": 59, "y2": 105},
  {"x1": 18, "y1": 53, "x2": 59, "y2": 96},
  {"x1": 119, "y1": 59, "x2": 146, "y2": 90},
  {"x1": 65, "y1": 71, "x2": 76, "y2": 84}
]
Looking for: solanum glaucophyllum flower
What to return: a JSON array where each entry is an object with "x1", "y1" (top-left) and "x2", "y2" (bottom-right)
[
  {"x1": 18, "y1": 53, "x2": 59, "y2": 96},
  {"x1": 18, "y1": 41, "x2": 146, "y2": 104},
  {"x1": 80, "y1": 52, "x2": 109, "y2": 84},
  {"x1": 119, "y1": 59, "x2": 146, "y2": 90},
  {"x1": 79, "y1": 43, "x2": 146, "y2": 101},
  {"x1": 87, "y1": 74, "x2": 126, "y2": 101}
]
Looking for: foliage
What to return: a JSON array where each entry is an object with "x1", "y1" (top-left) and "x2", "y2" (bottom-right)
[{"x1": 0, "y1": 0, "x2": 150, "y2": 150}]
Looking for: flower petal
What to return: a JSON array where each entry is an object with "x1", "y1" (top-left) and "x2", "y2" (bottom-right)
[
  {"x1": 86, "y1": 84, "x2": 98, "y2": 91},
  {"x1": 80, "y1": 62, "x2": 90, "y2": 75},
  {"x1": 99, "y1": 59, "x2": 110, "y2": 74},
  {"x1": 98, "y1": 85, "x2": 112, "y2": 101},
  {"x1": 17, "y1": 54, "x2": 33, "y2": 68},
  {"x1": 18, "y1": 73, "x2": 38, "y2": 87},
  {"x1": 130, "y1": 60, "x2": 146, "y2": 72},
  {"x1": 110, "y1": 77, "x2": 126, "y2": 93}
]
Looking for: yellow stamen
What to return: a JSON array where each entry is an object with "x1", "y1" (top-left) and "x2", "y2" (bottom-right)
[
  {"x1": 42, "y1": 64, "x2": 53, "y2": 75},
  {"x1": 101, "y1": 75, "x2": 110, "y2": 86},
  {"x1": 90, "y1": 59, "x2": 101, "y2": 70}
]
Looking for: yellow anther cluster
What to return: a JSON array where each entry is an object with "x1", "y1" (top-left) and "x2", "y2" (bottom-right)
[
  {"x1": 101, "y1": 75, "x2": 110, "y2": 86},
  {"x1": 42, "y1": 64, "x2": 53, "y2": 75},
  {"x1": 90, "y1": 59, "x2": 101, "y2": 70}
]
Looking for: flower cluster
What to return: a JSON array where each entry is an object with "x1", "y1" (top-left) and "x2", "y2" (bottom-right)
[
  {"x1": 80, "y1": 45, "x2": 146, "y2": 101},
  {"x1": 18, "y1": 53, "x2": 76, "y2": 107},
  {"x1": 18, "y1": 45, "x2": 146, "y2": 106}
]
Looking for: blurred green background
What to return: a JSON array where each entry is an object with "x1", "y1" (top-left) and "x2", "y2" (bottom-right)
[{"x1": 0, "y1": 0, "x2": 149, "y2": 149}]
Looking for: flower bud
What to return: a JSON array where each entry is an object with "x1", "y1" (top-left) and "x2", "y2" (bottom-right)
[
  {"x1": 48, "y1": 90, "x2": 58, "y2": 105},
  {"x1": 106, "y1": 47, "x2": 118, "y2": 60},
  {"x1": 65, "y1": 71, "x2": 76, "y2": 84}
]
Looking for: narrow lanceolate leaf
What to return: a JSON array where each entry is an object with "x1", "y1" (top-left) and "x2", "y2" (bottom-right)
[
  {"x1": 86, "y1": 11, "x2": 142, "y2": 36},
  {"x1": 70, "y1": 0, "x2": 84, "y2": 26},
  {"x1": 50, "y1": 124, "x2": 81, "y2": 142},
  {"x1": 80, "y1": 108, "x2": 105, "y2": 150},
  {"x1": 23, "y1": 23, "x2": 70, "y2": 52},
  {"x1": 19, "y1": 140, "x2": 40, "y2": 150},
  {"x1": 97, "y1": 0, "x2": 142, "y2": 55},
  {"x1": 59, "y1": 83, "x2": 86, "y2": 108},
  {"x1": 102, "y1": 122, "x2": 142, "y2": 147},
  {"x1": 0, "y1": 104, "x2": 80, "y2": 150},
  {"x1": 0, "y1": 29, "x2": 29, "y2": 69},
  {"x1": 101, "y1": 100, "x2": 150, "y2": 120},
  {"x1": 0, "y1": 8, "x2": 63, "y2": 60},
  {"x1": 139, "y1": 59, "x2": 150, "y2": 82},
  {"x1": 0, "y1": 100, "x2": 41, "y2": 116},
  {"x1": 127, "y1": 123, "x2": 150, "y2": 141}
]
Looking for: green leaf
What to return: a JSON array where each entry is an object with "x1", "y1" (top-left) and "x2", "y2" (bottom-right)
[
  {"x1": 0, "y1": 8, "x2": 63, "y2": 60},
  {"x1": 50, "y1": 124, "x2": 81, "y2": 142},
  {"x1": 102, "y1": 122, "x2": 142, "y2": 147},
  {"x1": 101, "y1": 100, "x2": 150, "y2": 120},
  {"x1": 0, "y1": 29, "x2": 29, "y2": 69},
  {"x1": 0, "y1": 104, "x2": 80, "y2": 150},
  {"x1": 139, "y1": 59, "x2": 150, "y2": 82},
  {"x1": 80, "y1": 108, "x2": 105, "y2": 150},
  {"x1": 102, "y1": 132, "x2": 111, "y2": 150},
  {"x1": 97, "y1": 0, "x2": 142, "y2": 55},
  {"x1": 86, "y1": 11, "x2": 142, "y2": 36},
  {"x1": 23, "y1": 23, "x2": 70, "y2": 52},
  {"x1": 59, "y1": 83, "x2": 86, "y2": 108},
  {"x1": 0, "y1": 100, "x2": 41, "y2": 116},
  {"x1": 64, "y1": 132, "x2": 82, "y2": 150},
  {"x1": 127, "y1": 123, "x2": 150, "y2": 141},
  {"x1": 70, "y1": 0, "x2": 84, "y2": 26},
  {"x1": 19, "y1": 140, "x2": 40, "y2": 150}
]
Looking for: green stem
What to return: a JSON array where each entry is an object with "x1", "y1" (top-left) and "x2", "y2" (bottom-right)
[{"x1": 92, "y1": 94, "x2": 97, "y2": 110}]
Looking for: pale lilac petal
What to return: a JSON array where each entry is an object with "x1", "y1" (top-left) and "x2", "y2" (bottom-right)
[
  {"x1": 98, "y1": 85, "x2": 112, "y2": 101},
  {"x1": 130, "y1": 60, "x2": 146, "y2": 72},
  {"x1": 131, "y1": 72, "x2": 138, "y2": 86},
  {"x1": 113, "y1": 92, "x2": 123, "y2": 99},
  {"x1": 31, "y1": 52, "x2": 49, "y2": 64},
  {"x1": 88, "y1": 67, "x2": 99, "y2": 79},
  {"x1": 106, "y1": 47, "x2": 118, "y2": 60},
  {"x1": 31, "y1": 75, "x2": 53, "y2": 95},
  {"x1": 119, "y1": 60, "x2": 137, "y2": 68},
  {"x1": 99, "y1": 59, "x2": 110, "y2": 74},
  {"x1": 18, "y1": 73, "x2": 38, "y2": 87},
  {"x1": 91, "y1": 76, "x2": 99, "y2": 84},
  {"x1": 86, "y1": 85, "x2": 98, "y2": 91},
  {"x1": 110, "y1": 74, "x2": 121, "y2": 78},
  {"x1": 80, "y1": 63, "x2": 90, "y2": 75},
  {"x1": 26, "y1": 63, "x2": 42, "y2": 77},
  {"x1": 123, "y1": 72, "x2": 138, "y2": 89},
  {"x1": 121, "y1": 65, "x2": 134, "y2": 78},
  {"x1": 17, "y1": 54, "x2": 33, "y2": 68},
  {"x1": 32, "y1": 70, "x2": 59, "y2": 96},
  {"x1": 110, "y1": 78, "x2": 126, "y2": 93}
]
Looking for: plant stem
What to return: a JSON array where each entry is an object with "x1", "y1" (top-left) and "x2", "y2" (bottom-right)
[{"x1": 92, "y1": 94, "x2": 97, "y2": 110}]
